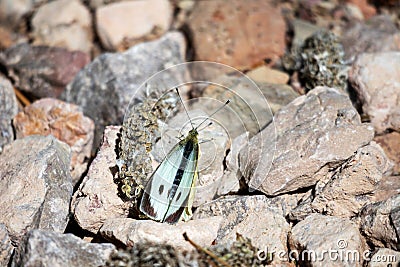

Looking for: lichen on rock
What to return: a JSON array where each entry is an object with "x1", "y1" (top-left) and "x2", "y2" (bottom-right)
[
  {"x1": 116, "y1": 86, "x2": 178, "y2": 207},
  {"x1": 283, "y1": 30, "x2": 348, "y2": 93}
]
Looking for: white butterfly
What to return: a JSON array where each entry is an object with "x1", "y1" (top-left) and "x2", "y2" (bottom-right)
[{"x1": 140, "y1": 88, "x2": 229, "y2": 224}]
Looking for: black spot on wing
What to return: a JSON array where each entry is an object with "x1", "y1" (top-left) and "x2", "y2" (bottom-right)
[{"x1": 159, "y1": 184, "x2": 164, "y2": 195}]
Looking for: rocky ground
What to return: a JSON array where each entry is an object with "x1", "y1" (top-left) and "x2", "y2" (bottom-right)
[{"x1": 0, "y1": 0, "x2": 399, "y2": 266}]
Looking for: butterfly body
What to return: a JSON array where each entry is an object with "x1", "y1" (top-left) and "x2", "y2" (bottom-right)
[{"x1": 140, "y1": 128, "x2": 199, "y2": 224}]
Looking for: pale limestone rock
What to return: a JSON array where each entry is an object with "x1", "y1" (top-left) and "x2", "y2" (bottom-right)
[
  {"x1": 96, "y1": 0, "x2": 173, "y2": 50},
  {"x1": 240, "y1": 86, "x2": 374, "y2": 196},
  {"x1": 359, "y1": 194, "x2": 400, "y2": 250},
  {"x1": 217, "y1": 132, "x2": 248, "y2": 196},
  {"x1": 349, "y1": 52, "x2": 400, "y2": 133},
  {"x1": 289, "y1": 214, "x2": 366, "y2": 267},
  {"x1": 310, "y1": 142, "x2": 392, "y2": 217},
  {"x1": 246, "y1": 66, "x2": 289, "y2": 84},
  {"x1": 193, "y1": 195, "x2": 291, "y2": 264},
  {"x1": 71, "y1": 126, "x2": 130, "y2": 233},
  {"x1": 31, "y1": 0, "x2": 93, "y2": 53},
  {"x1": 100, "y1": 217, "x2": 222, "y2": 251},
  {"x1": 0, "y1": 135, "x2": 72, "y2": 244}
]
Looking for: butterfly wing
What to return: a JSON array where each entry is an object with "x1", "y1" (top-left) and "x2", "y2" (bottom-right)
[
  {"x1": 140, "y1": 132, "x2": 199, "y2": 224},
  {"x1": 163, "y1": 140, "x2": 199, "y2": 223}
]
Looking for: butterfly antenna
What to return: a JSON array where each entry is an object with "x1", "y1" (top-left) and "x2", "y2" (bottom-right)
[
  {"x1": 196, "y1": 100, "x2": 230, "y2": 130},
  {"x1": 175, "y1": 87, "x2": 195, "y2": 130}
]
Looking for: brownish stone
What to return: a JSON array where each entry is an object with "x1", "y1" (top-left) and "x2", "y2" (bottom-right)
[
  {"x1": 13, "y1": 98, "x2": 94, "y2": 183},
  {"x1": 187, "y1": 0, "x2": 286, "y2": 70}
]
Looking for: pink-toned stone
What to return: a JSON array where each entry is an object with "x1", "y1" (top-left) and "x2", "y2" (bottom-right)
[
  {"x1": 346, "y1": 0, "x2": 376, "y2": 19},
  {"x1": 349, "y1": 52, "x2": 400, "y2": 133},
  {"x1": 187, "y1": 0, "x2": 286, "y2": 70},
  {"x1": 13, "y1": 98, "x2": 94, "y2": 183}
]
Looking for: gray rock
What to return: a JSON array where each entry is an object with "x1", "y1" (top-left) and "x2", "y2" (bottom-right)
[
  {"x1": 0, "y1": 135, "x2": 72, "y2": 245},
  {"x1": 0, "y1": 74, "x2": 18, "y2": 153},
  {"x1": 240, "y1": 86, "x2": 374, "y2": 196},
  {"x1": 31, "y1": 0, "x2": 93, "y2": 53},
  {"x1": 100, "y1": 217, "x2": 222, "y2": 251},
  {"x1": 0, "y1": 223, "x2": 13, "y2": 267},
  {"x1": 193, "y1": 195, "x2": 290, "y2": 264},
  {"x1": 71, "y1": 126, "x2": 131, "y2": 234},
  {"x1": 291, "y1": 142, "x2": 393, "y2": 219},
  {"x1": 368, "y1": 248, "x2": 400, "y2": 267},
  {"x1": 372, "y1": 175, "x2": 400, "y2": 203},
  {"x1": 62, "y1": 31, "x2": 187, "y2": 150},
  {"x1": 12, "y1": 229, "x2": 116, "y2": 267},
  {"x1": 194, "y1": 77, "x2": 295, "y2": 139},
  {"x1": 359, "y1": 194, "x2": 400, "y2": 250},
  {"x1": 341, "y1": 15, "x2": 400, "y2": 61},
  {"x1": 0, "y1": 43, "x2": 90, "y2": 98},
  {"x1": 291, "y1": 19, "x2": 322, "y2": 48},
  {"x1": 289, "y1": 214, "x2": 365, "y2": 267},
  {"x1": 349, "y1": 52, "x2": 400, "y2": 134}
]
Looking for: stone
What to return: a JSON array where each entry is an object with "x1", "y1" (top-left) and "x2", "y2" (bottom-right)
[
  {"x1": 62, "y1": 31, "x2": 187, "y2": 150},
  {"x1": 346, "y1": 0, "x2": 376, "y2": 19},
  {"x1": 71, "y1": 126, "x2": 130, "y2": 233},
  {"x1": 194, "y1": 76, "x2": 297, "y2": 139},
  {"x1": 152, "y1": 109, "x2": 230, "y2": 207},
  {"x1": 100, "y1": 217, "x2": 222, "y2": 251},
  {"x1": 309, "y1": 142, "x2": 392, "y2": 218},
  {"x1": 349, "y1": 52, "x2": 400, "y2": 133},
  {"x1": 0, "y1": 135, "x2": 72, "y2": 244},
  {"x1": 246, "y1": 66, "x2": 289, "y2": 85},
  {"x1": 31, "y1": 0, "x2": 93, "y2": 53},
  {"x1": 217, "y1": 133, "x2": 248, "y2": 196},
  {"x1": 372, "y1": 175, "x2": 400, "y2": 202},
  {"x1": 0, "y1": 223, "x2": 13, "y2": 267},
  {"x1": 374, "y1": 132, "x2": 400, "y2": 174},
  {"x1": 11, "y1": 229, "x2": 116, "y2": 267},
  {"x1": 0, "y1": 0, "x2": 34, "y2": 28},
  {"x1": 96, "y1": 0, "x2": 173, "y2": 51},
  {"x1": 0, "y1": 74, "x2": 18, "y2": 154},
  {"x1": 368, "y1": 248, "x2": 400, "y2": 267},
  {"x1": 193, "y1": 195, "x2": 290, "y2": 265},
  {"x1": 289, "y1": 214, "x2": 365, "y2": 266},
  {"x1": 187, "y1": 0, "x2": 286, "y2": 69},
  {"x1": 0, "y1": 43, "x2": 90, "y2": 98},
  {"x1": 13, "y1": 98, "x2": 95, "y2": 184},
  {"x1": 341, "y1": 15, "x2": 400, "y2": 61},
  {"x1": 290, "y1": 19, "x2": 322, "y2": 48},
  {"x1": 240, "y1": 86, "x2": 374, "y2": 196},
  {"x1": 359, "y1": 194, "x2": 400, "y2": 250}
]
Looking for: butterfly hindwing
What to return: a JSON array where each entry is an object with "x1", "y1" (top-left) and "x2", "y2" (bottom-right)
[{"x1": 139, "y1": 130, "x2": 199, "y2": 224}]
